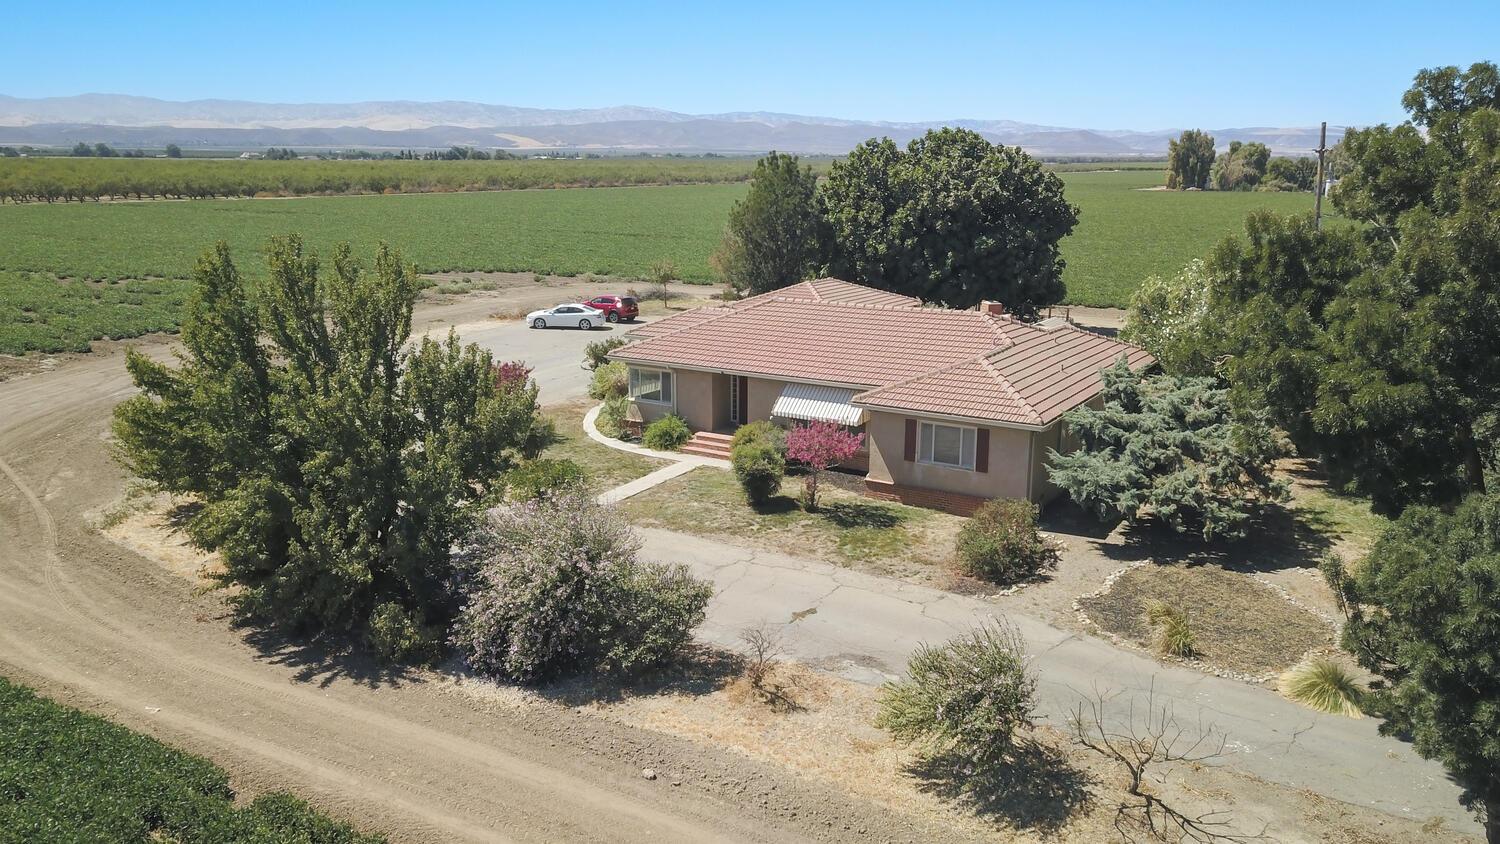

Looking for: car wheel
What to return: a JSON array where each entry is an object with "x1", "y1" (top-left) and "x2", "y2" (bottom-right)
[
  {"x1": 532, "y1": 318, "x2": 546, "y2": 329},
  {"x1": 578, "y1": 318, "x2": 592, "y2": 330},
  {"x1": 606, "y1": 312, "x2": 619, "y2": 323}
]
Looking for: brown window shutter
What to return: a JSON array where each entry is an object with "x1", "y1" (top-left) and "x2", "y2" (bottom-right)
[
  {"x1": 904, "y1": 419, "x2": 917, "y2": 462},
  {"x1": 738, "y1": 376, "x2": 749, "y2": 422},
  {"x1": 976, "y1": 428, "x2": 990, "y2": 473}
]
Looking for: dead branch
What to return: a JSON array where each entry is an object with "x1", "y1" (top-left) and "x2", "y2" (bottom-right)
[{"x1": 1069, "y1": 682, "x2": 1267, "y2": 843}]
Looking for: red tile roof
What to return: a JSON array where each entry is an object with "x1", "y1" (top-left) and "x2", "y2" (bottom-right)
[{"x1": 611, "y1": 281, "x2": 1151, "y2": 428}]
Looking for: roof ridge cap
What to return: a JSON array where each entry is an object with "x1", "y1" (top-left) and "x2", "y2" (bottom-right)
[
  {"x1": 855, "y1": 349, "x2": 1002, "y2": 399},
  {"x1": 976, "y1": 354, "x2": 1043, "y2": 424},
  {"x1": 979, "y1": 312, "x2": 1018, "y2": 347},
  {"x1": 620, "y1": 298, "x2": 768, "y2": 346}
]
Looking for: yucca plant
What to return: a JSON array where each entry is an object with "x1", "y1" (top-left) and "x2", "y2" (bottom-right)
[
  {"x1": 1280, "y1": 657, "x2": 1365, "y2": 718},
  {"x1": 1145, "y1": 601, "x2": 1197, "y2": 658}
]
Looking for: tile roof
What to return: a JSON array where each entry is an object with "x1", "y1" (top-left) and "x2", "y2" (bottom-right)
[
  {"x1": 611, "y1": 280, "x2": 1151, "y2": 428},
  {"x1": 855, "y1": 322, "x2": 1156, "y2": 426}
]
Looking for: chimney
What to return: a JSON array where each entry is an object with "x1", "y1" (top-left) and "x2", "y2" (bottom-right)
[{"x1": 980, "y1": 300, "x2": 1005, "y2": 316}]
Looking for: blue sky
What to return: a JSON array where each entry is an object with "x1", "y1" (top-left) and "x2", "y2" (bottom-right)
[{"x1": 4, "y1": 1, "x2": 1497, "y2": 129}]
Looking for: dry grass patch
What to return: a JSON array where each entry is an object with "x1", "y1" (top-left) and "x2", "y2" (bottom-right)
[
  {"x1": 1078, "y1": 565, "x2": 1334, "y2": 678},
  {"x1": 616, "y1": 468, "x2": 966, "y2": 583}
]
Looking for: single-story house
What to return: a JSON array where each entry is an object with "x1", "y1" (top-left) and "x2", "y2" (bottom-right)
[{"x1": 608, "y1": 278, "x2": 1153, "y2": 515}]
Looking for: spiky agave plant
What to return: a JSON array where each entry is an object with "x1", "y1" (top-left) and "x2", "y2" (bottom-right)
[
  {"x1": 1280, "y1": 657, "x2": 1365, "y2": 717},
  {"x1": 1145, "y1": 601, "x2": 1197, "y2": 658}
]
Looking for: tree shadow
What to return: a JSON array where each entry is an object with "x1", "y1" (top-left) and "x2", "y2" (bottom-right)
[
  {"x1": 749, "y1": 495, "x2": 801, "y2": 516},
  {"x1": 1039, "y1": 499, "x2": 1121, "y2": 541},
  {"x1": 529, "y1": 643, "x2": 743, "y2": 707},
  {"x1": 820, "y1": 501, "x2": 901, "y2": 530},
  {"x1": 1096, "y1": 503, "x2": 1333, "y2": 574},
  {"x1": 906, "y1": 741, "x2": 1093, "y2": 834},
  {"x1": 241, "y1": 625, "x2": 427, "y2": 691}
]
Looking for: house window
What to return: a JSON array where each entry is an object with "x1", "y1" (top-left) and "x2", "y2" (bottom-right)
[
  {"x1": 919, "y1": 421, "x2": 976, "y2": 470},
  {"x1": 629, "y1": 367, "x2": 673, "y2": 404}
]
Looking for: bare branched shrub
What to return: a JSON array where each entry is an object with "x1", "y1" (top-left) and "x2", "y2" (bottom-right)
[
  {"x1": 737, "y1": 623, "x2": 801, "y2": 711},
  {"x1": 1070, "y1": 685, "x2": 1266, "y2": 843}
]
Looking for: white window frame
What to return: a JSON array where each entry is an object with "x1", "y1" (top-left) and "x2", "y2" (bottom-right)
[
  {"x1": 628, "y1": 367, "x2": 674, "y2": 405},
  {"x1": 729, "y1": 374, "x2": 741, "y2": 424},
  {"x1": 918, "y1": 421, "x2": 977, "y2": 471}
]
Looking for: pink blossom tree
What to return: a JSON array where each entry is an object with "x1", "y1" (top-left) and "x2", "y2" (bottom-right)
[{"x1": 785, "y1": 421, "x2": 864, "y2": 510}]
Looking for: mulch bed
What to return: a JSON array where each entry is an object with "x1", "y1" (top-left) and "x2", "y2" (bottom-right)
[{"x1": 1077, "y1": 564, "x2": 1334, "y2": 678}]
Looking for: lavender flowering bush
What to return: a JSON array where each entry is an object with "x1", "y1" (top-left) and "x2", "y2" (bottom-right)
[{"x1": 452, "y1": 492, "x2": 712, "y2": 683}]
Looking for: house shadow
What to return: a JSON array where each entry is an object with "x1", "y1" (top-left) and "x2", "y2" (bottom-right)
[
  {"x1": 906, "y1": 741, "x2": 1092, "y2": 834},
  {"x1": 241, "y1": 625, "x2": 428, "y2": 691},
  {"x1": 530, "y1": 643, "x2": 743, "y2": 707}
]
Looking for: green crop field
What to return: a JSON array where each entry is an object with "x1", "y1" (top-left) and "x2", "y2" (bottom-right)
[
  {"x1": 0, "y1": 676, "x2": 382, "y2": 841},
  {"x1": 0, "y1": 170, "x2": 1321, "y2": 354}
]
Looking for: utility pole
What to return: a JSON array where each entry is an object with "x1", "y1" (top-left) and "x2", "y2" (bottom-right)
[{"x1": 1313, "y1": 121, "x2": 1328, "y2": 231}]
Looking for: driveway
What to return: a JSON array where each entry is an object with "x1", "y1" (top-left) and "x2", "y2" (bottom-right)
[{"x1": 634, "y1": 523, "x2": 1478, "y2": 836}]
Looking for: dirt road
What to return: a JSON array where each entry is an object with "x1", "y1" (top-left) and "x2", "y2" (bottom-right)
[{"x1": 0, "y1": 335, "x2": 960, "y2": 842}]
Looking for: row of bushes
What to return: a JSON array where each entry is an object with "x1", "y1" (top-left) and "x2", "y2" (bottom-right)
[
  {"x1": 0, "y1": 157, "x2": 758, "y2": 203},
  {"x1": 0, "y1": 677, "x2": 383, "y2": 842}
]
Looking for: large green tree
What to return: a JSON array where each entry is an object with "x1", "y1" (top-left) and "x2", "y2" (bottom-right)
[
  {"x1": 711, "y1": 151, "x2": 821, "y2": 295},
  {"x1": 1046, "y1": 358, "x2": 1288, "y2": 542},
  {"x1": 1331, "y1": 493, "x2": 1500, "y2": 843},
  {"x1": 113, "y1": 237, "x2": 548, "y2": 643},
  {"x1": 1166, "y1": 129, "x2": 1215, "y2": 189},
  {"x1": 819, "y1": 128, "x2": 1077, "y2": 317},
  {"x1": 1171, "y1": 63, "x2": 1500, "y2": 512},
  {"x1": 1209, "y1": 140, "x2": 1270, "y2": 190}
]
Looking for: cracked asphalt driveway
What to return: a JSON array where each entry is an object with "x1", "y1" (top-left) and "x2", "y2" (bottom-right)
[{"x1": 636, "y1": 526, "x2": 1479, "y2": 836}]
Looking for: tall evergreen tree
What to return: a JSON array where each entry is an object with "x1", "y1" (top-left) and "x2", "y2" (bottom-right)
[
  {"x1": 710, "y1": 151, "x2": 820, "y2": 294},
  {"x1": 113, "y1": 237, "x2": 549, "y2": 641}
]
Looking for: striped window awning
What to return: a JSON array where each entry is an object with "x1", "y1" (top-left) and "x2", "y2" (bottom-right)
[{"x1": 771, "y1": 383, "x2": 866, "y2": 426}]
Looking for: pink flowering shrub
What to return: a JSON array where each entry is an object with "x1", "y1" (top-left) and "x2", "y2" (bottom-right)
[
  {"x1": 492, "y1": 360, "x2": 533, "y2": 391},
  {"x1": 785, "y1": 421, "x2": 864, "y2": 510},
  {"x1": 451, "y1": 492, "x2": 711, "y2": 682}
]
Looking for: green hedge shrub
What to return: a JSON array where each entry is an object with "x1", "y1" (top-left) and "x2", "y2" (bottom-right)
[
  {"x1": 642, "y1": 414, "x2": 691, "y2": 451},
  {"x1": 597, "y1": 396, "x2": 631, "y2": 439},
  {"x1": 955, "y1": 499, "x2": 1058, "y2": 584},
  {"x1": 506, "y1": 458, "x2": 587, "y2": 502},
  {"x1": 732, "y1": 441, "x2": 786, "y2": 505},
  {"x1": 582, "y1": 337, "x2": 628, "y2": 370},
  {"x1": 588, "y1": 361, "x2": 629, "y2": 400},
  {"x1": 0, "y1": 677, "x2": 384, "y2": 842},
  {"x1": 730, "y1": 419, "x2": 786, "y2": 452}
]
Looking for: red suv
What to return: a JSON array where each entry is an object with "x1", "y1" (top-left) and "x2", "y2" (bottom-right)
[{"x1": 585, "y1": 294, "x2": 639, "y2": 323}]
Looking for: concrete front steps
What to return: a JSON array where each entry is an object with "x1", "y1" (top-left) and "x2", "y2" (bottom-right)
[{"x1": 681, "y1": 430, "x2": 733, "y2": 460}]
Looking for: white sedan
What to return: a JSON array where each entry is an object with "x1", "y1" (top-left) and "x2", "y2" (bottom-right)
[{"x1": 526, "y1": 303, "x2": 606, "y2": 330}]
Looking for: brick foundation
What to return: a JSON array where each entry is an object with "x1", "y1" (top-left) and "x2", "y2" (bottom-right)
[{"x1": 863, "y1": 479, "x2": 988, "y2": 516}]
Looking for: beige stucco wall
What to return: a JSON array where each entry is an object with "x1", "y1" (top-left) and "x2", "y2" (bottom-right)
[
  {"x1": 671, "y1": 369, "x2": 716, "y2": 431},
  {"x1": 865, "y1": 410, "x2": 1032, "y2": 501}
]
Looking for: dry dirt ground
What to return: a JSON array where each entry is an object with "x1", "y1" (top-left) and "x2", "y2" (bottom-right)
[
  {"x1": 0, "y1": 316, "x2": 963, "y2": 843},
  {"x1": 58, "y1": 495, "x2": 1474, "y2": 843}
]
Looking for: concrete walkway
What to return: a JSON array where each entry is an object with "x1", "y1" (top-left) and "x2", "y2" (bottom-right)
[
  {"x1": 632, "y1": 526, "x2": 1476, "y2": 835},
  {"x1": 583, "y1": 403, "x2": 731, "y2": 504}
]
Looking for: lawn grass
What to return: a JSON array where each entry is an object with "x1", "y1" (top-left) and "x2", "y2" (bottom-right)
[
  {"x1": 0, "y1": 171, "x2": 1323, "y2": 354},
  {"x1": 0, "y1": 675, "x2": 383, "y2": 842},
  {"x1": 616, "y1": 468, "x2": 966, "y2": 582},
  {"x1": 542, "y1": 399, "x2": 667, "y2": 491}
]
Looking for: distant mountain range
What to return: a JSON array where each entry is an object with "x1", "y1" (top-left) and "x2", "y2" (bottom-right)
[{"x1": 0, "y1": 94, "x2": 1343, "y2": 157}]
